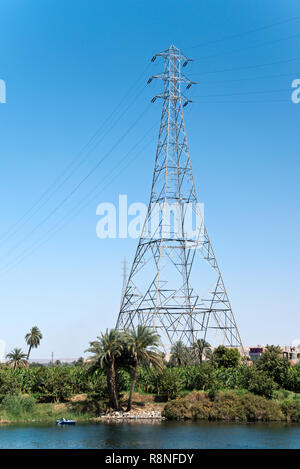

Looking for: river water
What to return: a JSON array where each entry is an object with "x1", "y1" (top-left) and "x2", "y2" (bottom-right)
[{"x1": 0, "y1": 421, "x2": 299, "y2": 449}]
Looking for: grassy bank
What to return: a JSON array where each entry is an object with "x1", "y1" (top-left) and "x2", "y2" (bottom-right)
[
  {"x1": 0, "y1": 392, "x2": 164, "y2": 424},
  {"x1": 1, "y1": 390, "x2": 300, "y2": 424},
  {"x1": 162, "y1": 390, "x2": 300, "y2": 422},
  {"x1": 0, "y1": 395, "x2": 94, "y2": 424},
  {"x1": 0, "y1": 404, "x2": 92, "y2": 424}
]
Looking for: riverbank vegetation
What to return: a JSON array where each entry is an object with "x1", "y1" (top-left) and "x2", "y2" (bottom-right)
[
  {"x1": 1, "y1": 327, "x2": 300, "y2": 423},
  {"x1": 162, "y1": 390, "x2": 300, "y2": 422},
  {"x1": 0, "y1": 394, "x2": 93, "y2": 424}
]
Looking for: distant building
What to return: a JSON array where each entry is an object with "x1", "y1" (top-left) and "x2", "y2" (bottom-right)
[
  {"x1": 281, "y1": 346, "x2": 300, "y2": 363},
  {"x1": 248, "y1": 347, "x2": 264, "y2": 361},
  {"x1": 243, "y1": 345, "x2": 300, "y2": 364}
]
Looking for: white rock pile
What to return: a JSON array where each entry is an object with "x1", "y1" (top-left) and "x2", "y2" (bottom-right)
[{"x1": 101, "y1": 410, "x2": 164, "y2": 420}]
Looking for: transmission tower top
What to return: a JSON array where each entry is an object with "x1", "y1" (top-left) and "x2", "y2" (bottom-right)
[{"x1": 147, "y1": 45, "x2": 196, "y2": 106}]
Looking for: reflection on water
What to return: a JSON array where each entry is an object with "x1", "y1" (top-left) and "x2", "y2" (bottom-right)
[{"x1": 0, "y1": 421, "x2": 299, "y2": 449}]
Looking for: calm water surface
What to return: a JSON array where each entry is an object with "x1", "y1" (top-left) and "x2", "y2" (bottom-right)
[{"x1": 0, "y1": 421, "x2": 299, "y2": 449}]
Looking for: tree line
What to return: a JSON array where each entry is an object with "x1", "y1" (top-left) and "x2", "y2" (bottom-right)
[{"x1": 4, "y1": 326, "x2": 300, "y2": 411}]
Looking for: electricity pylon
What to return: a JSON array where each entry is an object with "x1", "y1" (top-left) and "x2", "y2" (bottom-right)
[
  {"x1": 120, "y1": 257, "x2": 128, "y2": 307},
  {"x1": 116, "y1": 45, "x2": 243, "y2": 351}
]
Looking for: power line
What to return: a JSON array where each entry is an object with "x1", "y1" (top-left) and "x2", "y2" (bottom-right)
[
  {"x1": 194, "y1": 33, "x2": 300, "y2": 61},
  {"x1": 0, "y1": 63, "x2": 151, "y2": 243},
  {"x1": 0, "y1": 107, "x2": 197, "y2": 274},
  {"x1": 0, "y1": 82, "x2": 148, "y2": 246},
  {"x1": 185, "y1": 15, "x2": 300, "y2": 50},
  {"x1": 0, "y1": 104, "x2": 152, "y2": 264},
  {"x1": 193, "y1": 56, "x2": 300, "y2": 76},
  {"x1": 0, "y1": 123, "x2": 158, "y2": 276},
  {"x1": 199, "y1": 71, "x2": 300, "y2": 85},
  {"x1": 195, "y1": 98, "x2": 287, "y2": 103},
  {"x1": 193, "y1": 88, "x2": 287, "y2": 98}
]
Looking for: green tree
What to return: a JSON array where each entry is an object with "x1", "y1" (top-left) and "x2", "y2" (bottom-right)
[
  {"x1": 214, "y1": 365, "x2": 244, "y2": 389},
  {"x1": 184, "y1": 362, "x2": 220, "y2": 392},
  {"x1": 6, "y1": 348, "x2": 28, "y2": 370},
  {"x1": 156, "y1": 367, "x2": 184, "y2": 400},
  {"x1": 192, "y1": 339, "x2": 212, "y2": 365},
  {"x1": 25, "y1": 326, "x2": 43, "y2": 360},
  {"x1": 0, "y1": 367, "x2": 23, "y2": 395},
  {"x1": 169, "y1": 341, "x2": 191, "y2": 367},
  {"x1": 212, "y1": 345, "x2": 241, "y2": 368},
  {"x1": 284, "y1": 363, "x2": 300, "y2": 392},
  {"x1": 85, "y1": 329, "x2": 125, "y2": 410},
  {"x1": 33, "y1": 366, "x2": 74, "y2": 402},
  {"x1": 125, "y1": 325, "x2": 162, "y2": 411},
  {"x1": 242, "y1": 366, "x2": 277, "y2": 399},
  {"x1": 255, "y1": 345, "x2": 289, "y2": 387}
]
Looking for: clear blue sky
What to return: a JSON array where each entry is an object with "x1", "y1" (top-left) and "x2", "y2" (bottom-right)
[{"x1": 0, "y1": 0, "x2": 299, "y2": 359}]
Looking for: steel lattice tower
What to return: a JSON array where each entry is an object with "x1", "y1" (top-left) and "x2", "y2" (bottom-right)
[
  {"x1": 120, "y1": 257, "x2": 128, "y2": 307},
  {"x1": 116, "y1": 45, "x2": 243, "y2": 350}
]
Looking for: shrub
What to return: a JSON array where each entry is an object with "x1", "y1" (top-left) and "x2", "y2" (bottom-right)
[
  {"x1": 274, "y1": 389, "x2": 292, "y2": 401},
  {"x1": 1, "y1": 395, "x2": 36, "y2": 417},
  {"x1": 162, "y1": 392, "x2": 212, "y2": 420},
  {"x1": 241, "y1": 367, "x2": 277, "y2": 399},
  {"x1": 83, "y1": 371, "x2": 108, "y2": 399},
  {"x1": 0, "y1": 368, "x2": 23, "y2": 395},
  {"x1": 182, "y1": 363, "x2": 220, "y2": 392},
  {"x1": 238, "y1": 393, "x2": 284, "y2": 422},
  {"x1": 283, "y1": 365, "x2": 300, "y2": 393},
  {"x1": 215, "y1": 366, "x2": 245, "y2": 389},
  {"x1": 162, "y1": 391, "x2": 285, "y2": 422},
  {"x1": 155, "y1": 368, "x2": 184, "y2": 399},
  {"x1": 162, "y1": 399, "x2": 193, "y2": 420},
  {"x1": 33, "y1": 366, "x2": 74, "y2": 402},
  {"x1": 116, "y1": 370, "x2": 131, "y2": 393},
  {"x1": 280, "y1": 400, "x2": 300, "y2": 422},
  {"x1": 136, "y1": 367, "x2": 154, "y2": 393}
]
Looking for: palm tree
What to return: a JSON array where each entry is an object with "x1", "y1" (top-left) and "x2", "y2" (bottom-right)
[
  {"x1": 85, "y1": 329, "x2": 125, "y2": 410},
  {"x1": 192, "y1": 339, "x2": 212, "y2": 365},
  {"x1": 25, "y1": 326, "x2": 43, "y2": 360},
  {"x1": 6, "y1": 348, "x2": 28, "y2": 369},
  {"x1": 125, "y1": 325, "x2": 163, "y2": 412},
  {"x1": 169, "y1": 341, "x2": 191, "y2": 367}
]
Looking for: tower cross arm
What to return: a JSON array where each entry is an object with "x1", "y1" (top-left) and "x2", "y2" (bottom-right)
[{"x1": 148, "y1": 74, "x2": 196, "y2": 85}]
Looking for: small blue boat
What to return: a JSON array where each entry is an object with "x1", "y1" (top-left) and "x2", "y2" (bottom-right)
[{"x1": 56, "y1": 418, "x2": 77, "y2": 425}]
